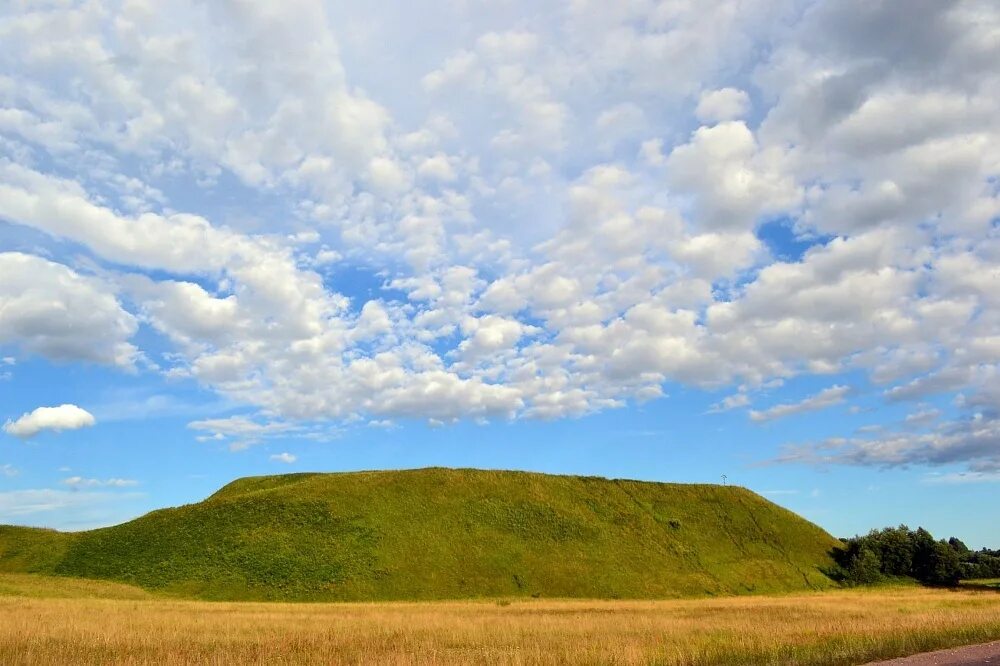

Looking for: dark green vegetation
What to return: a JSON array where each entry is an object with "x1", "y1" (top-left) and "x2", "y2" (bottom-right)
[
  {"x1": 835, "y1": 525, "x2": 1000, "y2": 587},
  {"x1": 0, "y1": 468, "x2": 840, "y2": 601},
  {"x1": 958, "y1": 544, "x2": 1000, "y2": 581}
]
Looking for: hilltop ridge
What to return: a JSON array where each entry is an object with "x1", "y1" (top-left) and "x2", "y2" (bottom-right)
[{"x1": 0, "y1": 467, "x2": 840, "y2": 601}]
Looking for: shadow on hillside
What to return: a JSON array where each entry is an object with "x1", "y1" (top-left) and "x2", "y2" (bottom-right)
[{"x1": 822, "y1": 546, "x2": 850, "y2": 584}]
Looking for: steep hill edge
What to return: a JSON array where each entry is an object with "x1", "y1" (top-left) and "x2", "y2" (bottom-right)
[{"x1": 0, "y1": 467, "x2": 841, "y2": 601}]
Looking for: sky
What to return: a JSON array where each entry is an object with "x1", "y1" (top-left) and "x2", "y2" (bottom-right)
[{"x1": 0, "y1": 0, "x2": 998, "y2": 547}]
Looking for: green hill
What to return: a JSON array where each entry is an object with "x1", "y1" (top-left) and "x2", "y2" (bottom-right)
[{"x1": 0, "y1": 468, "x2": 840, "y2": 601}]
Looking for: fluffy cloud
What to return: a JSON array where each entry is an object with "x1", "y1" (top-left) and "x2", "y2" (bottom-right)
[
  {"x1": 0, "y1": 253, "x2": 137, "y2": 366},
  {"x1": 3, "y1": 405, "x2": 96, "y2": 439},
  {"x1": 667, "y1": 121, "x2": 801, "y2": 230},
  {"x1": 695, "y1": 88, "x2": 751, "y2": 123},
  {"x1": 0, "y1": 1, "x2": 998, "y2": 473},
  {"x1": 270, "y1": 452, "x2": 297, "y2": 464}
]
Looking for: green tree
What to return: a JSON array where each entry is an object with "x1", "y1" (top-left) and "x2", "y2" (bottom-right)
[
  {"x1": 911, "y1": 527, "x2": 938, "y2": 582},
  {"x1": 844, "y1": 544, "x2": 882, "y2": 585},
  {"x1": 874, "y1": 526, "x2": 914, "y2": 577},
  {"x1": 925, "y1": 541, "x2": 961, "y2": 586},
  {"x1": 947, "y1": 537, "x2": 970, "y2": 556}
]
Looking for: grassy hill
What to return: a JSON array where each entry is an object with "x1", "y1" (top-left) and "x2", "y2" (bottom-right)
[{"x1": 0, "y1": 468, "x2": 840, "y2": 601}]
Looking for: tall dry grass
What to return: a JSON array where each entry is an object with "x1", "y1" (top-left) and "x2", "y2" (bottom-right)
[{"x1": 0, "y1": 581, "x2": 998, "y2": 664}]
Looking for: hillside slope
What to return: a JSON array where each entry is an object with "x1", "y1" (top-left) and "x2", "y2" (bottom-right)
[{"x1": 0, "y1": 468, "x2": 840, "y2": 601}]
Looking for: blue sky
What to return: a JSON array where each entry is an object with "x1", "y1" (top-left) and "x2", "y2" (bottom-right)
[{"x1": 1, "y1": 0, "x2": 998, "y2": 547}]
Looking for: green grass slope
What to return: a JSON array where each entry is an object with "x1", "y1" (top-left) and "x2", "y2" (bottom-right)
[{"x1": 0, "y1": 468, "x2": 840, "y2": 601}]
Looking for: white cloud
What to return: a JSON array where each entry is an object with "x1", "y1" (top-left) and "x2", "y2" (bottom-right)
[
  {"x1": 923, "y1": 471, "x2": 1000, "y2": 485},
  {"x1": 4, "y1": 404, "x2": 96, "y2": 439},
  {"x1": 314, "y1": 248, "x2": 342, "y2": 265},
  {"x1": 0, "y1": 163, "x2": 246, "y2": 274},
  {"x1": 458, "y1": 314, "x2": 537, "y2": 358},
  {"x1": 417, "y1": 154, "x2": 457, "y2": 182},
  {"x1": 62, "y1": 477, "x2": 138, "y2": 488},
  {"x1": 904, "y1": 407, "x2": 942, "y2": 426},
  {"x1": 269, "y1": 452, "x2": 297, "y2": 464},
  {"x1": 695, "y1": 88, "x2": 751, "y2": 123},
  {"x1": 667, "y1": 121, "x2": 801, "y2": 230},
  {"x1": 0, "y1": 0, "x2": 996, "y2": 470},
  {"x1": 0, "y1": 253, "x2": 137, "y2": 367},
  {"x1": 667, "y1": 231, "x2": 763, "y2": 279},
  {"x1": 707, "y1": 391, "x2": 751, "y2": 413},
  {"x1": 0, "y1": 488, "x2": 144, "y2": 529},
  {"x1": 775, "y1": 413, "x2": 1000, "y2": 473},
  {"x1": 188, "y1": 416, "x2": 297, "y2": 451},
  {"x1": 749, "y1": 385, "x2": 850, "y2": 422}
]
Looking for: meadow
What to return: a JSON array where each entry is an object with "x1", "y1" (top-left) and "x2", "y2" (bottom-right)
[{"x1": 1, "y1": 574, "x2": 999, "y2": 665}]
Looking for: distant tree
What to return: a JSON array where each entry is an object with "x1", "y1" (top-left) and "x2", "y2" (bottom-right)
[
  {"x1": 948, "y1": 537, "x2": 970, "y2": 556},
  {"x1": 959, "y1": 549, "x2": 1000, "y2": 579},
  {"x1": 836, "y1": 525, "x2": 987, "y2": 587}
]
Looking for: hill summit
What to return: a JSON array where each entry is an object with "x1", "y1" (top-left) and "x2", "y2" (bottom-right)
[{"x1": 0, "y1": 467, "x2": 839, "y2": 601}]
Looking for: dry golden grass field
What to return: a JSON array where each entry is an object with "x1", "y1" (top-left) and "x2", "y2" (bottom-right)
[{"x1": 1, "y1": 574, "x2": 999, "y2": 665}]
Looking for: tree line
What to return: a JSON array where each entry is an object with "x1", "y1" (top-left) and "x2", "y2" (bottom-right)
[{"x1": 834, "y1": 525, "x2": 1000, "y2": 586}]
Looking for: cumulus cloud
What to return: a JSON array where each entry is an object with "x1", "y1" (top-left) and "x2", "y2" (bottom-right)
[
  {"x1": 667, "y1": 121, "x2": 800, "y2": 230},
  {"x1": 3, "y1": 405, "x2": 96, "y2": 439},
  {"x1": 0, "y1": 253, "x2": 137, "y2": 367},
  {"x1": 270, "y1": 452, "x2": 297, "y2": 464},
  {"x1": 695, "y1": 88, "x2": 751, "y2": 123},
  {"x1": 0, "y1": 0, "x2": 997, "y2": 472}
]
